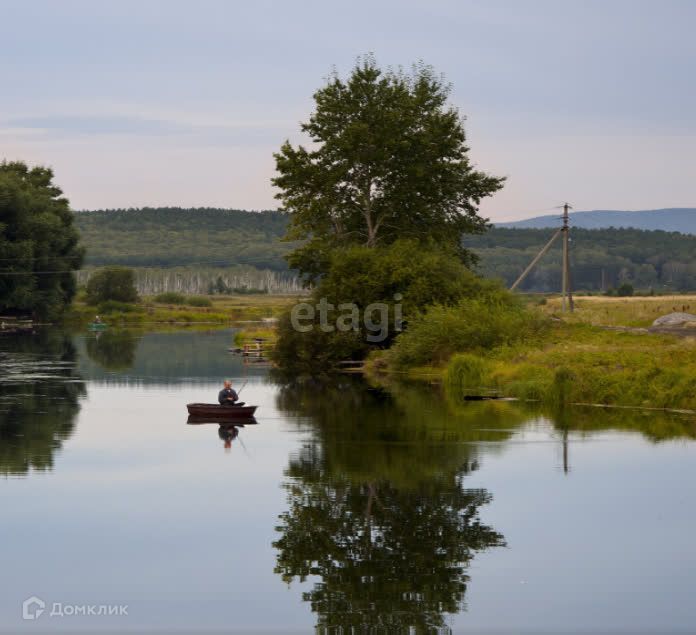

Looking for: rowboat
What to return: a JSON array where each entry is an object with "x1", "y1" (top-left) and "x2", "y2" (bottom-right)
[
  {"x1": 88, "y1": 322, "x2": 108, "y2": 331},
  {"x1": 186, "y1": 403, "x2": 258, "y2": 418}
]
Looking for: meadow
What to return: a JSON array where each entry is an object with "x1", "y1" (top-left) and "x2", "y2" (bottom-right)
[{"x1": 541, "y1": 294, "x2": 696, "y2": 327}]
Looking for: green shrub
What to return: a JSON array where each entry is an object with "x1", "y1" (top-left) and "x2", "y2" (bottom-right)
[
  {"x1": 617, "y1": 283, "x2": 634, "y2": 297},
  {"x1": 86, "y1": 267, "x2": 138, "y2": 304},
  {"x1": 273, "y1": 240, "x2": 506, "y2": 373},
  {"x1": 389, "y1": 297, "x2": 546, "y2": 367},
  {"x1": 154, "y1": 292, "x2": 186, "y2": 304},
  {"x1": 186, "y1": 296, "x2": 212, "y2": 307},
  {"x1": 272, "y1": 309, "x2": 370, "y2": 378}
]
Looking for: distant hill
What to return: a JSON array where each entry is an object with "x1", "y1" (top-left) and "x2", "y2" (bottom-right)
[
  {"x1": 74, "y1": 207, "x2": 292, "y2": 270},
  {"x1": 498, "y1": 208, "x2": 696, "y2": 234},
  {"x1": 73, "y1": 207, "x2": 696, "y2": 293}
]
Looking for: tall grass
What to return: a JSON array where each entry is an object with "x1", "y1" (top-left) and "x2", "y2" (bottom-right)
[{"x1": 440, "y1": 323, "x2": 696, "y2": 411}]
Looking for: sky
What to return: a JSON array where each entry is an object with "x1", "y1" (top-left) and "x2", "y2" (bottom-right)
[{"x1": 1, "y1": 0, "x2": 694, "y2": 222}]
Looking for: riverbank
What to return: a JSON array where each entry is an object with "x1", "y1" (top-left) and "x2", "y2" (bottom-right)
[
  {"x1": 369, "y1": 295, "x2": 696, "y2": 411},
  {"x1": 65, "y1": 294, "x2": 298, "y2": 328}
]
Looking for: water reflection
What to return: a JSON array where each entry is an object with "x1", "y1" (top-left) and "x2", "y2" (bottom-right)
[
  {"x1": 549, "y1": 404, "x2": 696, "y2": 442},
  {"x1": 76, "y1": 328, "x2": 267, "y2": 385},
  {"x1": 187, "y1": 418, "x2": 257, "y2": 454},
  {"x1": 273, "y1": 379, "x2": 508, "y2": 631},
  {"x1": 85, "y1": 330, "x2": 140, "y2": 370},
  {"x1": 273, "y1": 377, "x2": 696, "y2": 630},
  {"x1": 0, "y1": 332, "x2": 85, "y2": 476},
  {"x1": 218, "y1": 424, "x2": 239, "y2": 450}
]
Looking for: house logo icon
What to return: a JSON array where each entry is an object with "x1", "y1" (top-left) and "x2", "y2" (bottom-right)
[{"x1": 22, "y1": 596, "x2": 45, "y2": 620}]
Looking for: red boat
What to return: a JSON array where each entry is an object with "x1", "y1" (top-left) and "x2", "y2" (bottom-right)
[{"x1": 186, "y1": 403, "x2": 258, "y2": 418}]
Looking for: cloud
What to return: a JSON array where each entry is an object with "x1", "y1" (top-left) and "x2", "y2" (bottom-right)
[
  {"x1": 6, "y1": 115, "x2": 193, "y2": 136},
  {"x1": 1, "y1": 114, "x2": 290, "y2": 147}
]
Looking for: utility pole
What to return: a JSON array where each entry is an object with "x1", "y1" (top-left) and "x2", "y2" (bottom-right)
[
  {"x1": 510, "y1": 228, "x2": 563, "y2": 291},
  {"x1": 509, "y1": 202, "x2": 575, "y2": 312},
  {"x1": 561, "y1": 203, "x2": 574, "y2": 312}
]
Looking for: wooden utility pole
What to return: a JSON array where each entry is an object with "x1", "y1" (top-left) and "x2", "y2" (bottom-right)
[
  {"x1": 509, "y1": 202, "x2": 575, "y2": 312},
  {"x1": 561, "y1": 203, "x2": 574, "y2": 312}
]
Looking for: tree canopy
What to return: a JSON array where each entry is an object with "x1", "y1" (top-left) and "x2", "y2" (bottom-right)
[
  {"x1": 273, "y1": 57, "x2": 504, "y2": 279},
  {"x1": 271, "y1": 240, "x2": 506, "y2": 374},
  {"x1": 85, "y1": 266, "x2": 139, "y2": 304},
  {"x1": 74, "y1": 207, "x2": 292, "y2": 270},
  {"x1": 0, "y1": 161, "x2": 84, "y2": 319}
]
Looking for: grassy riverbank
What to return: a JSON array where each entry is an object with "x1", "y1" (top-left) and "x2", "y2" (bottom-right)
[
  {"x1": 65, "y1": 294, "x2": 297, "y2": 328},
  {"x1": 371, "y1": 294, "x2": 696, "y2": 411}
]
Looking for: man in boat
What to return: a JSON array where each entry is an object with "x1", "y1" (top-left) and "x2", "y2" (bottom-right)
[{"x1": 218, "y1": 380, "x2": 239, "y2": 406}]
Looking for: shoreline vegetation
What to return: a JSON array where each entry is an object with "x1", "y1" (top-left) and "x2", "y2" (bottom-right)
[
  {"x1": 366, "y1": 295, "x2": 696, "y2": 413},
  {"x1": 64, "y1": 293, "x2": 297, "y2": 328}
]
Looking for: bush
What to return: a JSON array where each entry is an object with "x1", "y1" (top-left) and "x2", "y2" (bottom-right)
[
  {"x1": 617, "y1": 283, "x2": 634, "y2": 297},
  {"x1": 86, "y1": 267, "x2": 138, "y2": 304},
  {"x1": 272, "y1": 310, "x2": 370, "y2": 377},
  {"x1": 154, "y1": 292, "x2": 186, "y2": 304},
  {"x1": 389, "y1": 296, "x2": 546, "y2": 367},
  {"x1": 186, "y1": 296, "x2": 212, "y2": 307},
  {"x1": 272, "y1": 240, "x2": 497, "y2": 372}
]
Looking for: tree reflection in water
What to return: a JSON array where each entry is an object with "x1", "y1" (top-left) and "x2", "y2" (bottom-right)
[
  {"x1": 85, "y1": 330, "x2": 140, "y2": 371},
  {"x1": 0, "y1": 331, "x2": 85, "y2": 476},
  {"x1": 273, "y1": 379, "x2": 515, "y2": 632}
]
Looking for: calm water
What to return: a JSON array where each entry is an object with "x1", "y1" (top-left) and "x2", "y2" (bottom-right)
[{"x1": 1, "y1": 329, "x2": 696, "y2": 634}]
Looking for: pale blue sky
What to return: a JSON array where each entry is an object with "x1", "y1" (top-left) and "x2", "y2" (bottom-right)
[{"x1": 1, "y1": 0, "x2": 694, "y2": 220}]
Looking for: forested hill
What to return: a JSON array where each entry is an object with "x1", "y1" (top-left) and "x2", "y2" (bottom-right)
[
  {"x1": 498, "y1": 208, "x2": 696, "y2": 232},
  {"x1": 74, "y1": 208, "x2": 696, "y2": 292},
  {"x1": 464, "y1": 227, "x2": 696, "y2": 292},
  {"x1": 74, "y1": 207, "x2": 292, "y2": 269}
]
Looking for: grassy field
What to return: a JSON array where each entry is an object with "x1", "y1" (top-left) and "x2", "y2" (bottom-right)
[{"x1": 541, "y1": 294, "x2": 696, "y2": 327}]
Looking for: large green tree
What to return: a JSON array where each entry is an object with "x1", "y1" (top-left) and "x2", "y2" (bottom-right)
[
  {"x1": 85, "y1": 266, "x2": 139, "y2": 304},
  {"x1": 273, "y1": 56, "x2": 504, "y2": 280},
  {"x1": 0, "y1": 161, "x2": 84, "y2": 319}
]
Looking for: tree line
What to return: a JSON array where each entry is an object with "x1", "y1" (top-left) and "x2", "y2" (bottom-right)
[
  {"x1": 76, "y1": 208, "x2": 696, "y2": 293},
  {"x1": 465, "y1": 226, "x2": 696, "y2": 292},
  {"x1": 74, "y1": 207, "x2": 293, "y2": 270}
]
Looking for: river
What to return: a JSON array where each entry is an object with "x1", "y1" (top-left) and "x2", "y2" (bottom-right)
[{"x1": 1, "y1": 328, "x2": 695, "y2": 634}]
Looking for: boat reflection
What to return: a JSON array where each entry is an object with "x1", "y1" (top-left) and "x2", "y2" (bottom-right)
[
  {"x1": 186, "y1": 417, "x2": 258, "y2": 451},
  {"x1": 186, "y1": 415, "x2": 258, "y2": 426}
]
